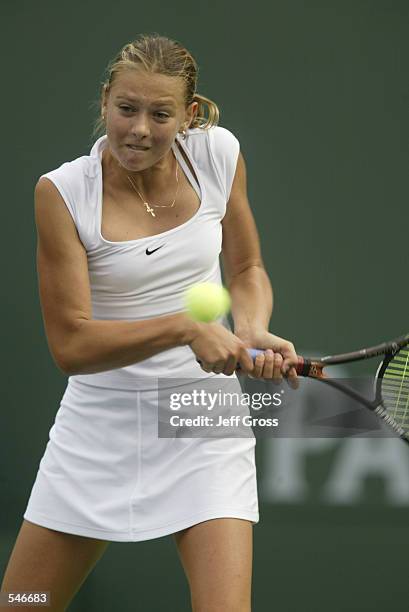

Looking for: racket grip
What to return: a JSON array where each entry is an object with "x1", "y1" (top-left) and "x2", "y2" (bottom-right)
[
  {"x1": 244, "y1": 349, "x2": 307, "y2": 375},
  {"x1": 196, "y1": 349, "x2": 307, "y2": 374}
]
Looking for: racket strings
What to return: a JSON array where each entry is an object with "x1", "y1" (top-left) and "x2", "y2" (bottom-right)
[{"x1": 382, "y1": 348, "x2": 409, "y2": 434}]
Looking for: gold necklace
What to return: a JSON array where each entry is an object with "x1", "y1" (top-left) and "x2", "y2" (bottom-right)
[{"x1": 125, "y1": 153, "x2": 179, "y2": 218}]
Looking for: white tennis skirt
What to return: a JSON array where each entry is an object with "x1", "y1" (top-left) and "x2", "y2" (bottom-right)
[{"x1": 23, "y1": 376, "x2": 259, "y2": 542}]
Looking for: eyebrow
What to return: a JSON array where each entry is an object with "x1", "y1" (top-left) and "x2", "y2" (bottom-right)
[{"x1": 115, "y1": 95, "x2": 176, "y2": 106}]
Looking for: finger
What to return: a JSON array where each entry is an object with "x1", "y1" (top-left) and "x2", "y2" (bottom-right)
[
  {"x1": 223, "y1": 354, "x2": 239, "y2": 376},
  {"x1": 261, "y1": 349, "x2": 275, "y2": 379},
  {"x1": 212, "y1": 361, "x2": 226, "y2": 374},
  {"x1": 286, "y1": 366, "x2": 299, "y2": 390},
  {"x1": 281, "y1": 343, "x2": 298, "y2": 375},
  {"x1": 238, "y1": 348, "x2": 256, "y2": 375},
  {"x1": 200, "y1": 361, "x2": 213, "y2": 373},
  {"x1": 272, "y1": 353, "x2": 283, "y2": 383},
  {"x1": 251, "y1": 352, "x2": 266, "y2": 379}
]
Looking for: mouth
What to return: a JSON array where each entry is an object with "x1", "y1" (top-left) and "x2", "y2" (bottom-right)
[{"x1": 126, "y1": 144, "x2": 150, "y2": 151}]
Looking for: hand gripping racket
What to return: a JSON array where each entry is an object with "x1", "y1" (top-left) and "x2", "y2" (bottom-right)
[{"x1": 247, "y1": 333, "x2": 409, "y2": 445}]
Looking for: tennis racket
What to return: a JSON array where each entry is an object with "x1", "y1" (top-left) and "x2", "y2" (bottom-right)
[{"x1": 247, "y1": 333, "x2": 409, "y2": 445}]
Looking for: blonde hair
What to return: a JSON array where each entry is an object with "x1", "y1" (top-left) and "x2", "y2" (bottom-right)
[{"x1": 91, "y1": 33, "x2": 220, "y2": 140}]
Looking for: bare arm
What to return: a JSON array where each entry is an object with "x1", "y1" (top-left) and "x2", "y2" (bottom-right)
[
  {"x1": 34, "y1": 177, "x2": 198, "y2": 376},
  {"x1": 221, "y1": 151, "x2": 298, "y2": 381},
  {"x1": 61, "y1": 314, "x2": 195, "y2": 375},
  {"x1": 227, "y1": 266, "x2": 273, "y2": 337},
  {"x1": 221, "y1": 151, "x2": 273, "y2": 338}
]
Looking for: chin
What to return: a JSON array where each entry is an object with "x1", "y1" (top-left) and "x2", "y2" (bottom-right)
[{"x1": 116, "y1": 149, "x2": 147, "y2": 169}]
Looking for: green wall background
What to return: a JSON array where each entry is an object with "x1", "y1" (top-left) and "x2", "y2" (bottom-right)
[{"x1": 1, "y1": 1, "x2": 408, "y2": 610}]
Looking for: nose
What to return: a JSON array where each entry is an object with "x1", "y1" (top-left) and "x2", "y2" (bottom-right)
[{"x1": 130, "y1": 112, "x2": 150, "y2": 140}]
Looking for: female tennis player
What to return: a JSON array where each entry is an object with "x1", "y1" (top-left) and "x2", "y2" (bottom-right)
[{"x1": 1, "y1": 34, "x2": 298, "y2": 611}]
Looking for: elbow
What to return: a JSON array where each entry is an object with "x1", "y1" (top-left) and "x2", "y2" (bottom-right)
[
  {"x1": 56, "y1": 345, "x2": 88, "y2": 375},
  {"x1": 52, "y1": 337, "x2": 82, "y2": 376},
  {"x1": 56, "y1": 355, "x2": 88, "y2": 376},
  {"x1": 54, "y1": 351, "x2": 77, "y2": 376},
  {"x1": 52, "y1": 319, "x2": 89, "y2": 376}
]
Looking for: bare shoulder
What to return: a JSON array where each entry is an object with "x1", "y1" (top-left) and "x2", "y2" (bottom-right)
[{"x1": 34, "y1": 176, "x2": 84, "y2": 258}]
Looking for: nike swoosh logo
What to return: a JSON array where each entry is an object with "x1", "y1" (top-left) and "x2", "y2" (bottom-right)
[{"x1": 146, "y1": 245, "x2": 165, "y2": 255}]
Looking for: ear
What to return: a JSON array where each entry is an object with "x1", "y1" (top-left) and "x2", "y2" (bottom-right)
[
  {"x1": 185, "y1": 100, "x2": 198, "y2": 127},
  {"x1": 101, "y1": 84, "x2": 109, "y2": 117}
]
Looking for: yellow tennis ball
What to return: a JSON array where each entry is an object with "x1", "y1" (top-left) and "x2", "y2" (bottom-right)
[{"x1": 184, "y1": 282, "x2": 231, "y2": 322}]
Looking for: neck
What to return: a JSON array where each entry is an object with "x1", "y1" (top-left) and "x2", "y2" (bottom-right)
[{"x1": 102, "y1": 145, "x2": 176, "y2": 195}]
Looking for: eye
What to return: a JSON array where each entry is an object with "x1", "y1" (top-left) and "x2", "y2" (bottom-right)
[
  {"x1": 155, "y1": 112, "x2": 170, "y2": 120},
  {"x1": 119, "y1": 105, "x2": 134, "y2": 113}
]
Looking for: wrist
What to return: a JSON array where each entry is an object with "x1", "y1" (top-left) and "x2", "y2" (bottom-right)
[
  {"x1": 234, "y1": 324, "x2": 267, "y2": 337},
  {"x1": 173, "y1": 313, "x2": 202, "y2": 346}
]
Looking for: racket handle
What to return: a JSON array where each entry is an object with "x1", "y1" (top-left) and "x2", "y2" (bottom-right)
[
  {"x1": 196, "y1": 348, "x2": 308, "y2": 374},
  {"x1": 244, "y1": 349, "x2": 308, "y2": 375}
]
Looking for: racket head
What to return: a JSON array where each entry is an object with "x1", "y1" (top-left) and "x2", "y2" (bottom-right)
[{"x1": 377, "y1": 345, "x2": 409, "y2": 439}]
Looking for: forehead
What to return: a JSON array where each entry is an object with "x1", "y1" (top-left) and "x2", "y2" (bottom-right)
[{"x1": 111, "y1": 70, "x2": 185, "y2": 104}]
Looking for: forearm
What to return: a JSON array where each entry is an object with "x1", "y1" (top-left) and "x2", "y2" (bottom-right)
[
  {"x1": 61, "y1": 312, "x2": 198, "y2": 375},
  {"x1": 227, "y1": 265, "x2": 273, "y2": 338}
]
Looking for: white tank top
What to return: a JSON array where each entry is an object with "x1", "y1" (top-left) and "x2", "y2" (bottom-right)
[{"x1": 40, "y1": 126, "x2": 240, "y2": 390}]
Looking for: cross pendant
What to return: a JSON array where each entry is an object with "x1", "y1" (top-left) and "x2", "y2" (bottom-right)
[{"x1": 144, "y1": 203, "x2": 156, "y2": 217}]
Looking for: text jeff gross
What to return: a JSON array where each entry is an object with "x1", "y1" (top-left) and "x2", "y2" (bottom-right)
[{"x1": 169, "y1": 414, "x2": 279, "y2": 427}]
